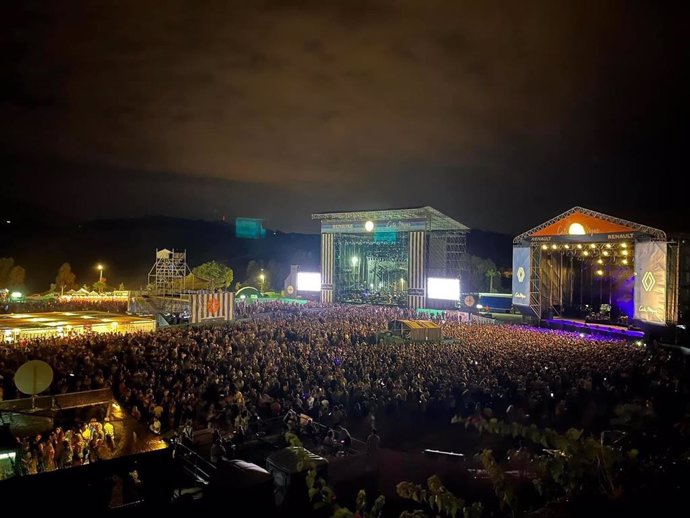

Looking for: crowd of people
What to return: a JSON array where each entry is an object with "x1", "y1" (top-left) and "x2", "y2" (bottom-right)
[
  {"x1": 1, "y1": 303, "x2": 688, "y2": 476},
  {"x1": 12, "y1": 418, "x2": 116, "y2": 476}
]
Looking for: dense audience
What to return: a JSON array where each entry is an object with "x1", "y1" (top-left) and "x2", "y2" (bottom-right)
[{"x1": 1, "y1": 303, "x2": 688, "y2": 476}]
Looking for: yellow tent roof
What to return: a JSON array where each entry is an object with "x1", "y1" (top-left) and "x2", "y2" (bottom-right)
[{"x1": 396, "y1": 319, "x2": 441, "y2": 330}]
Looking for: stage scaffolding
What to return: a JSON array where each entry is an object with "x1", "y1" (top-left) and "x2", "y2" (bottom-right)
[{"x1": 147, "y1": 248, "x2": 192, "y2": 296}]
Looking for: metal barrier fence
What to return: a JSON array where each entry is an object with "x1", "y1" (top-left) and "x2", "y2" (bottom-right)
[{"x1": 0, "y1": 388, "x2": 114, "y2": 413}]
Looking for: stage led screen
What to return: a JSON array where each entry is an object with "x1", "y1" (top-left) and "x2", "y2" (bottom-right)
[
  {"x1": 512, "y1": 246, "x2": 531, "y2": 306},
  {"x1": 634, "y1": 242, "x2": 667, "y2": 325},
  {"x1": 427, "y1": 277, "x2": 460, "y2": 301},
  {"x1": 297, "y1": 272, "x2": 321, "y2": 292}
]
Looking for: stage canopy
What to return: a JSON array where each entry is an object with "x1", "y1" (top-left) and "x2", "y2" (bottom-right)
[
  {"x1": 312, "y1": 206, "x2": 469, "y2": 233},
  {"x1": 513, "y1": 206, "x2": 665, "y2": 244}
]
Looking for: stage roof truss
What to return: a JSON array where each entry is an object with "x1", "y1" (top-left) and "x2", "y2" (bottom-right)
[
  {"x1": 312, "y1": 206, "x2": 469, "y2": 232},
  {"x1": 513, "y1": 206, "x2": 666, "y2": 244}
]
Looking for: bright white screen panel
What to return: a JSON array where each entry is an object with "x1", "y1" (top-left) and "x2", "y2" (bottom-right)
[
  {"x1": 297, "y1": 272, "x2": 321, "y2": 292},
  {"x1": 427, "y1": 277, "x2": 460, "y2": 301}
]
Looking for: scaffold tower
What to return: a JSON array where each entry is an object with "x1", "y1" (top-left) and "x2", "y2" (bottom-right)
[{"x1": 147, "y1": 249, "x2": 191, "y2": 296}]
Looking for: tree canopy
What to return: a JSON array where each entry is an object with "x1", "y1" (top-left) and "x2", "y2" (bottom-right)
[
  {"x1": 192, "y1": 260, "x2": 234, "y2": 290},
  {"x1": 55, "y1": 262, "x2": 77, "y2": 293}
]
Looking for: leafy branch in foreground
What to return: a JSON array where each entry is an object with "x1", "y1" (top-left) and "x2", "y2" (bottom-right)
[
  {"x1": 286, "y1": 432, "x2": 480, "y2": 518},
  {"x1": 453, "y1": 414, "x2": 637, "y2": 506},
  {"x1": 396, "y1": 475, "x2": 483, "y2": 518}
]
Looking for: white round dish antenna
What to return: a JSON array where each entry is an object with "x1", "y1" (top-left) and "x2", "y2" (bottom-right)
[{"x1": 14, "y1": 360, "x2": 54, "y2": 395}]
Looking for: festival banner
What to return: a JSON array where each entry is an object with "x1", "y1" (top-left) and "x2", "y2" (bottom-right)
[
  {"x1": 634, "y1": 242, "x2": 667, "y2": 325},
  {"x1": 512, "y1": 247, "x2": 531, "y2": 306}
]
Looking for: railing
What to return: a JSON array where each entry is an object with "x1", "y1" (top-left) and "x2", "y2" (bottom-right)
[
  {"x1": 173, "y1": 440, "x2": 217, "y2": 484},
  {"x1": 0, "y1": 388, "x2": 114, "y2": 413}
]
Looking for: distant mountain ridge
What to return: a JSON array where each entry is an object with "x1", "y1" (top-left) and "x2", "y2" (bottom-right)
[{"x1": 1, "y1": 215, "x2": 512, "y2": 293}]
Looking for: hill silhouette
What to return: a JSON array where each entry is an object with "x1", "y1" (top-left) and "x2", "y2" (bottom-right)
[{"x1": 1, "y1": 215, "x2": 511, "y2": 293}]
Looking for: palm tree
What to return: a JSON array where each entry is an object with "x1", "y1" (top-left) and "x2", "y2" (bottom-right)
[{"x1": 485, "y1": 268, "x2": 499, "y2": 293}]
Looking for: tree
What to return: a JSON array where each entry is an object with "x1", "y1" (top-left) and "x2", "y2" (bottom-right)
[
  {"x1": 0, "y1": 257, "x2": 15, "y2": 288},
  {"x1": 485, "y1": 267, "x2": 499, "y2": 293},
  {"x1": 8, "y1": 265, "x2": 26, "y2": 290},
  {"x1": 466, "y1": 255, "x2": 498, "y2": 292},
  {"x1": 55, "y1": 262, "x2": 77, "y2": 294},
  {"x1": 93, "y1": 280, "x2": 107, "y2": 293},
  {"x1": 192, "y1": 260, "x2": 234, "y2": 290},
  {"x1": 245, "y1": 260, "x2": 263, "y2": 283}
]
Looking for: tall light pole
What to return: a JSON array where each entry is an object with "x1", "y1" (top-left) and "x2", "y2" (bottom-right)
[{"x1": 97, "y1": 264, "x2": 104, "y2": 282}]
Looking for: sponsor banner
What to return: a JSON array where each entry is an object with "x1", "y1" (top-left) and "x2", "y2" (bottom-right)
[
  {"x1": 527, "y1": 233, "x2": 638, "y2": 243},
  {"x1": 634, "y1": 242, "x2": 667, "y2": 325},
  {"x1": 190, "y1": 291, "x2": 235, "y2": 323},
  {"x1": 512, "y1": 246, "x2": 530, "y2": 306},
  {"x1": 321, "y1": 219, "x2": 426, "y2": 234}
]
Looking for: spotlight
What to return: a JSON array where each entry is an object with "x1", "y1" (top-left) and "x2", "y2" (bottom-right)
[
  {"x1": 622, "y1": 250, "x2": 629, "y2": 256},
  {"x1": 597, "y1": 259, "x2": 603, "y2": 264},
  {"x1": 589, "y1": 243, "x2": 596, "y2": 249},
  {"x1": 541, "y1": 244, "x2": 548, "y2": 250},
  {"x1": 605, "y1": 243, "x2": 612, "y2": 249},
  {"x1": 576, "y1": 244, "x2": 583, "y2": 249},
  {"x1": 596, "y1": 269, "x2": 604, "y2": 276},
  {"x1": 583, "y1": 251, "x2": 589, "y2": 256},
  {"x1": 551, "y1": 244, "x2": 558, "y2": 250},
  {"x1": 621, "y1": 243, "x2": 627, "y2": 248},
  {"x1": 603, "y1": 251, "x2": 610, "y2": 256},
  {"x1": 564, "y1": 244, "x2": 570, "y2": 249},
  {"x1": 622, "y1": 259, "x2": 628, "y2": 265}
]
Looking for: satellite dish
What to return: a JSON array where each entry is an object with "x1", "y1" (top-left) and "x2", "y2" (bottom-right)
[{"x1": 14, "y1": 360, "x2": 54, "y2": 396}]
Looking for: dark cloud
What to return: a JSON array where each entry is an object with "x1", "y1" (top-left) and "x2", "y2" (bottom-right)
[{"x1": 2, "y1": 0, "x2": 689, "y2": 233}]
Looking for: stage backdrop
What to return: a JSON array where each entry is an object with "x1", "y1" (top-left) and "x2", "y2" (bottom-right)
[
  {"x1": 512, "y1": 246, "x2": 531, "y2": 307},
  {"x1": 190, "y1": 291, "x2": 235, "y2": 324},
  {"x1": 634, "y1": 242, "x2": 667, "y2": 325}
]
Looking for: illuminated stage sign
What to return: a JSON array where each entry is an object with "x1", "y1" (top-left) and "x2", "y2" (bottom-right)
[
  {"x1": 512, "y1": 247, "x2": 530, "y2": 306},
  {"x1": 530, "y1": 211, "x2": 635, "y2": 238},
  {"x1": 528, "y1": 233, "x2": 638, "y2": 243},
  {"x1": 321, "y1": 219, "x2": 426, "y2": 234}
]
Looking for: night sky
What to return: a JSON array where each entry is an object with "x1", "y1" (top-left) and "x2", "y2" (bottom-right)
[{"x1": 3, "y1": 1, "x2": 689, "y2": 235}]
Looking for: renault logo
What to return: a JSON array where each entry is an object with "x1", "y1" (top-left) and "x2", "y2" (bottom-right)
[
  {"x1": 516, "y1": 266, "x2": 525, "y2": 283},
  {"x1": 642, "y1": 271, "x2": 655, "y2": 292}
]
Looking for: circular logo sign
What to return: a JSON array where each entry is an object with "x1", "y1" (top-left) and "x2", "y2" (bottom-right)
[
  {"x1": 464, "y1": 295, "x2": 475, "y2": 307},
  {"x1": 207, "y1": 297, "x2": 220, "y2": 316},
  {"x1": 287, "y1": 285, "x2": 295, "y2": 295},
  {"x1": 516, "y1": 266, "x2": 525, "y2": 283}
]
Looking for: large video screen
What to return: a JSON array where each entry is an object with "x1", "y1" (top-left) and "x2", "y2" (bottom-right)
[
  {"x1": 427, "y1": 277, "x2": 460, "y2": 301},
  {"x1": 297, "y1": 272, "x2": 321, "y2": 292}
]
